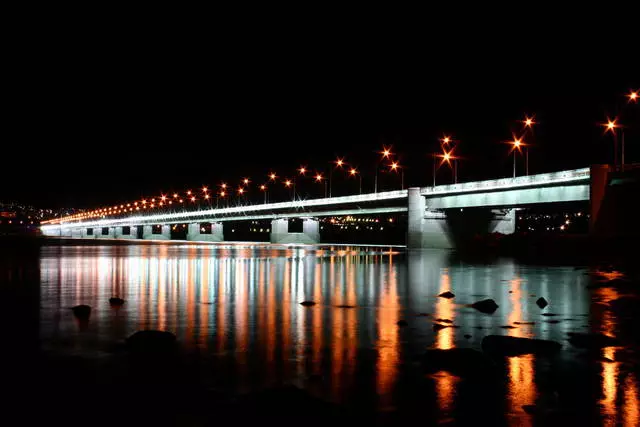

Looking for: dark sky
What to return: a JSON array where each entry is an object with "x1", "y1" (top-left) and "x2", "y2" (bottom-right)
[{"x1": 3, "y1": 17, "x2": 638, "y2": 208}]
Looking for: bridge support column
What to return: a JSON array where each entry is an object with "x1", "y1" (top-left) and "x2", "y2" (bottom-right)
[
  {"x1": 71, "y1": 228, "x2": 82, "y2": 238},
  {"x1": 408, "y1": 188, "x2": 453, "y2": 248},
  {"x1": 143, "y1": 225, "x2": 171, "y2": 240},
  {"x1": 187, "y1": 222, "x2": 224, "y2": 242},
  {"x1": 489, "y1": 209, "x2": 516, "y2": 235},
  {"x1": 270, "y1": 218, "x2": 320, "y2": 244},
  {"x1": 115, "y1": 226, "x2": 137, "y2": 239},
  {"x1": 96, "y1": 227, "x2": 115, "y2": 239}
]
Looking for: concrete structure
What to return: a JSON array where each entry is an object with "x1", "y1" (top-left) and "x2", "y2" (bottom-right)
[
  {"x1": 270, "y1": 218, "x2": 320, "y2": 244},
  {"x1": 43, "y1": 166, "x2": 624, "y2": 248},
  {"x1": 115, "y1": 225, "x2": 137, "y2": 239},
  {"x1": 143, "y1": 225, "x2": 170, "y2": 240},
  {"x1": 187, "y1": 222, "x2": 223, "y2": 242},
  {"x1": 96, "y1": 226, "x2": 115, "y2": 239}
]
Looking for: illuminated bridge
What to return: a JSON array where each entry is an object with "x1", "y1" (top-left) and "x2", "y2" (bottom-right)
[{"x1": 42, "y1": 167, "x2": 599, "y2": 248}]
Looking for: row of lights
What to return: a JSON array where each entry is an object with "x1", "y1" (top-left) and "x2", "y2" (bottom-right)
[{"x1": 44, "y1": 90, "x2": 636, "y2": 226}]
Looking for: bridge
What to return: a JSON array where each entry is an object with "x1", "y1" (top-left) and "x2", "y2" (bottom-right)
[{"x1": 41, "y1": 166, "x2": 604, "y2": 248}]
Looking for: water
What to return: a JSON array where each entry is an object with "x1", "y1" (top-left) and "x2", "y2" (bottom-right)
[{"x1": 13, "y1": 243, "x2": 640, "y2": 425}]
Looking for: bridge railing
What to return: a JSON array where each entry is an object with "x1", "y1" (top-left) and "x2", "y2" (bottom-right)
[{"x1": 420, "y1": 168, "x2": 590, "y2": 197}]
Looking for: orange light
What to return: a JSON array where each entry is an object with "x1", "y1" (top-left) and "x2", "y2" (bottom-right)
[
  {"x1": 603, "y1": 118, "x2": 618, "y2": 133},
  {"x1": 159, "y1": 202, "x2": 164, "y2": 206},
  {"x1": 628, "y1": 90, "x2": 638, "y2": 102},
  {"x1": 126, "y1": 203, "x2": 130, "y2": 207},
  {"x1": 221, "y1": 183, "x2": 227, "y2": 189},
  {"x1": 315, "y1": 174, "x2": 323, "y2": 182},
  {"x1": 187, "y1": 190, "x2": 191, "y2": 195},
  {"x1": 269, "y1": 173, "x2": 277, "y2": 180},
  {"x1": 243, "y1": 178, "x2": 250, "y2": 185},
  {"x1": 299, "y1": 167, "x2": 306, "y2": 175},
  {"x1": 204, "y1": 194, "x2": 210, "y2": 199},
  {"x1": 524, "y1": 116, "x2": 536, "y2": 128},
  {"x1": 173, "y1": 193, "x2": 178, "y2": 198},
  {"x1": 336, "y1": 158, "x2": 344, "y2": 167},
  {"x1": 238, "y1": 188, "x2": 244, "y2": 194},
  {"x1": 134, "y1": 202, "x2": 138, "y2": 206},
  {"x1": 168, "y1": 201, "x2": 172, "y2": 205},
  {"x1": 142, "y1": 200, "x2": 147, "y2": 204},
  {"x1": 390, "y1": 162, "x2": 399, "y2": 170},
  {"x1": 202, "y1": 186, "x2": 208, "y2": 192},
  {"x1": 284, "y1": 180, "x2": 292, "y2": 187},
  {"x1": 349, "y1": 168, "x2": 357, "y2": 175},
  {"x1": 260, "y1": 185, "x2": 266, "y2": 190},
  {"x1": 161, "y1": 195, "x2": 166, "y2": 201},
  {"x1": 190, "y1": 196, "x2": 196, "y2": 202},
  {"x1": 179, "y1": 199, "x2": 184, "y2": 203},
  {"x1": 442, "y1": 136, "x2": 451, "y2": 144},
  {"x1": 220, "y1": 191, "x2": 226, "y2": 197},
  {"x1": 381, "y1": 146, "x2": 392, "y2": 158},
  {"x1": 513, "y1": 138, "x2": 522, "y2": 148}
]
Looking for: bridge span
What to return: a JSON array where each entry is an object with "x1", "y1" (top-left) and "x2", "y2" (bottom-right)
[{"x1": 41, "y1": 167, "x2": 593, "y2": 248}]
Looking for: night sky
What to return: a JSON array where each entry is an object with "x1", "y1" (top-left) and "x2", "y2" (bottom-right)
[{"x1": 3, "y1": 19, "x2": 638, "y2": 209}]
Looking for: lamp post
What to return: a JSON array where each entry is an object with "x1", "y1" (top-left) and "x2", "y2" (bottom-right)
[
  {"x1": 330, "y1": 158, "x2": 344, "y2": 198},
  {"x1": 284, "y1": 179, "x2": 293, "y2": 201},
  {"x1": 511, "y1": 137, "x2": 523, "y2": 178},
  {"x1": 314, "y1": 173, "x2": 327, "y2": 198},
  {"x1": 374, "y1": 147, "x2": 392, "y2": 193},
  {"x1": 603, "y1": 118, "x2": 619, "y2": 170},
  {"x1": 260, "y1": 184, "x2": 267, "y2": 204},
  {"x1": 521, "y1": 116, "x2": 536, "y2": 175},
  {"x1": 349, "y1": 168, "x2": 362, "y2": 194},
  {"x1": 390, "y1": 161, "x2": 404, "y2": 190}
]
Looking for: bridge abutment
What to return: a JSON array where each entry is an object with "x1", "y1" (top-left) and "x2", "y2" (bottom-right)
[
  {"x1": 143, "y1": 225, "x2": 171, "y2": 240},
  {"x1": 270, "y1": 218, "x2": 320, "y2": 244},
  {"x1": 187, "y1": 222, "x2": 224, "y2": 242}
]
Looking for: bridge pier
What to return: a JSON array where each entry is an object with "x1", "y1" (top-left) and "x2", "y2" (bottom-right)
[
  {"x1": 96, "y1": 227, "x2": 115, "y2": 239},
  {"x1": 408, "y1": 188, "x2": 515, "y2": 249},
  {"x1": 115, "y1": 226, "x2": 137, "y2": 239},
  {"x1": 143, "y1": 225, "x2": 171, "y2": 240},
  {"x1": 82, "y1": 228, "x2": 96, "y2": 239},
  {"x1": 187, "y1": 222, "x2": 224, "y2": 242},
  {"x1": 270, "y1": 218, "x2": 320, "y2": 244}
]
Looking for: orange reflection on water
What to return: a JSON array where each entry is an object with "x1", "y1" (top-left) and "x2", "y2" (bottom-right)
[
  {"x1": 377, "y1": 256, "x2": 399, "y2": 406},
  {"x1": 623, "y1": 373, "x2": 639, "y2": 427},
  {"x1": 434, "y1": 268, "x2": 459, "y2": 419},
  {"x1": 506, "y1": 276, "x2": 536, "y2": 426}
]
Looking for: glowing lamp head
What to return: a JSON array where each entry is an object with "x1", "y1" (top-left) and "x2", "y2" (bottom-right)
[
  {"x1": 285, "y1": 180, "x2": 292, "y2": 187},
  {"x1": 187, "y1": 190, "x2": 191, "y2": 195},
  {"x1": 442, "y1": 136, "x2": 451, "y2": 144},
  {"x1": 220, "y1": 191, "x2": 226, "y2": 197},
  {"x1": 269, "y1": 173, "x2": 276, "y2": 180},
  {"x1": 190, "y1": 196, "x2": 196, "y2": 202},
  {"x1": 443, "y1": 152, "x2": 451, "y2": 161},
  {"x1": 513, "y1": 138, "x2": 522, "y2": 148},
  {"x1": 382, "y1": 148, "x2": 391, "y2": 158},
  {"x1": 202, "y1": 186, "x2": 208, "y2": 192},
  {"x1": 221, "y1": 183, "x2": 227, "y2": 189},
  {"x1": 204, "y1": 194, "x2": 210, "y2": 199},
  {"x1": 604, "y1": 118, "x2": 618, "y2": 133},
  {"x1": 161, "y1": 195, "x2": 166, "y2": 201},
  {"x1": 238, "y1": 188, "x2": 244, "y2": 194},
  {"x1": 299, "y1": 167, "x2": 306, "y2": 175},
  {"x1": 390, "y1": 162, "x2": 399, "y2": 170},
  {"x1": 349, "y1": 168, "x2": 357, "y2": 176},
  {"x1": 629, "y1": 90, "x2": 638, "y2": 102},
  {"x1": 336, "y1": 159, "x2": 344, "y2": 167},
  {"x1": 243, "y1": 178, "x2": 249, "y2": 185},
  {"x1": 260, "y1": 185, "x2": 266, "y2": 190},
  {"x1": 173, "y1": 193, "x2": 178, "y2": 198}
]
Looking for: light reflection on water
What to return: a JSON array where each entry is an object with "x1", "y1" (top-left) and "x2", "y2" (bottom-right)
[{"x1": 38, "y1": 244, "x2": 639, "y2": 424}]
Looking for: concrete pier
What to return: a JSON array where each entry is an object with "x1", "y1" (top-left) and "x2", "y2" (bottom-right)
[
  {"x1": 143, "y1": 225, "x2": 171, "y2": 240},
  {"x1": 270, "y1": 218, "x2": 320, "y2": 244},
  {"x1": 115, "y1": 226, "x2": 137, "y2": 239},
  {"x1": 187, "y1": 222, "x2": 224, "y2": 242}
]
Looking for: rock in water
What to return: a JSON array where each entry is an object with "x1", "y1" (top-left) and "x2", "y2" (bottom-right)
[
  {"x1": 71, "y1": 305, "x2": 91, "y2": 319},
  {"x1": 567, "y1": 332, "x2": 621, "y2": 349},
  {"x1": 471, "y1": 299, "x2": 499, "y2": 314},
  {"x1": 536, "y1": 297, "x2": 549, "y2": 309},
  {"x1": 300, "y1": 301, "x2": 316, "y2": 307},
  {"x1": 433, "y1": 323, "x2": 449, "y2": 332},
  {"x1": 464, "y1": 334, "x2": 472, "y2": 339},
  {"x1": 481, "y1": 335, "x2": 562, "y2": 357},
  {"x1": 438, "y1": 291, "x2": 455, "y2": 299},
  {"x1": 423, "y1": 348, "x2": 494, "y2": 377},
  {"x1": 397, "y1": 320, "x2": 408, "y2": 327},
  {"x1": 109, "y1": 297, "x2": 125, "y2": 306},
  {"x1": 126, "y1": 330, "x2": 177, "y2": 354}
]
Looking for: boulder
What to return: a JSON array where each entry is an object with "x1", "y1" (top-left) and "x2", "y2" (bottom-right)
[
  {"x1": 109, "y1": 297, "x2": 125, "y2": 306},
  {"x1": 71, "y1": 305, "x2": 91, "y2": 319},
  {"x1": 433, "y1": 323, "x2": 449, "y2": 332},
  {"x1": 464, "y1": 334, "x2": 472, "y2": 339},
  {"x1": 514, "y1": 321, "x2": 535, "y2": 325},
  {"x1": 481, "y1": 335, "x2": 562, "y2": 357},
  {"x1": 335, "y1": 304, "x2": 356, "y2": 309},
  {"x1": 300, "y1": 301, "x2": 317, "y2": 307},
  {"x1": 125, "y1": 330, "x2": 177, "y2": 354},
  {"x1": 471, "y1": 299, "x2": 499, "y2": 314},
  {"x1": 397, "y1": 320, "x2": 408, "y2": 327},
  {"x1": 435, "y1": 318, "x2": 453, "y2": 323},
  {"x1": 423, "y1": 348, "x2": 494, "y2": 377},
  {"x1": 536, "y1": 297, "x2": 548, "y2": 309},
  {"x1": 415, "y1": 312, "x2": 430, "y2": 317},
  {"x1": 438, "y1": 291, "x2": 455, "y2": 299},
  {"x1": 567, "y1": 332, "x2": 621, "y2": 349}
]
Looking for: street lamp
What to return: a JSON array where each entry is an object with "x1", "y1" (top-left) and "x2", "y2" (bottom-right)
[
  {"x1": 260, "y1": 184, "x2": 267, "y2": 204},
  {"x1": 435, "y1": 148, "x2": 457, "y2": 184},
  {"x1": 314, "y1": 173, "x2": 327, "y2": 198},
  {"x1": 284, "y1": 179, "x2": 293, "y2": 201},
  {"x1": 510, "y1": 136, "x2": 524, "y2": 178},
  {"x1": 602, "y1": 117, "x2": 620, "y2": 170},
  {"x1": 390, "y1": 161, "x2": 404, "y2": 190},
  {"x1": 521, "y1": 115, "x2": 536, "y2": 175},
  {"x1": 349, "y1": 167, "x2": 362, "y2": 194},
  {"x1": 330, "y1": 157, "x2": 345, "y2": 198},
  {"x1": 375, "y1": 146, "x2": 393, "y2": 193},
  {"x1": 628, "y1": 90, "x2": 638, "y2": 103}
]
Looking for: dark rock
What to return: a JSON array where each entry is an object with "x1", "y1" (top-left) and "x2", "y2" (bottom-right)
[
  {"x1": 71, "y1": 305, "x2": 91, "y2": 319},
  {"x1": 567, "y1": 332, "x2": 621, "y2": 349},
  {"x1": 433, "y1": 323, "x2": 449, "y2": 332},
  {"x1": 464, "y1": 334, "x2": 472, "y2": 339},
  {"x1": 397, "y1": 320, "x2": 408, "y2": 327},
  {"x1": 529, "y1": 294, "x2": 536, "y2": 297},
  {"x1": 536, "y1": 297, "x2": 549, "y2": 309},
  {"x1": 508, "y1": 291, "x2": 513, "y2": 293},
  {"x1": 545, "y1": 320, "x2": 561, "y2": 324},
  {"x1": 500, "y1": 325, "x2": 517, "y2": 329},
  {"x1": 435, "y1": 318, "x2": 453, "y2": 323},
  {"x1": 471, "y1": 299, "x2": 499, "y2": 314},
  {"x1": 610, "y1": 296, "x2": 640, "y2": 319},
  {"x1": 300, "y1": 301, "x2": 317, "y2": 307},
  {"x1": 438, "y1": 291, "x2": 455, "y2": 299},
  {"x1": 473, "y1": 326, "x2": 484, "y2": 329},
  {"x1": 415, "y1": 312, "x2": 430, "y2": 317},
  {"x1": 125, "y1": 330, "x2": 177, "y2": 354},
  {"x1": 481, "y1": 335, "x2": 562, "y2": 357},
  {"x1": 541, "y1": 313, "x2": 558, "y2": 317},
  {"x1": 109, "y1": 297, "x2": 125, "y2": 306},
  {"x1": 335, "y1": 304, "x2": 355, "y2": 309},
  {"x1": 423, "y1": 348, "x2": 494, "y2": 377},
  {"x1": 200, "y1": 301, "x2": 214, "y2": 305},
  {"x1": 514, "y1": 321, "x2": 536, "y2": 325}
]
